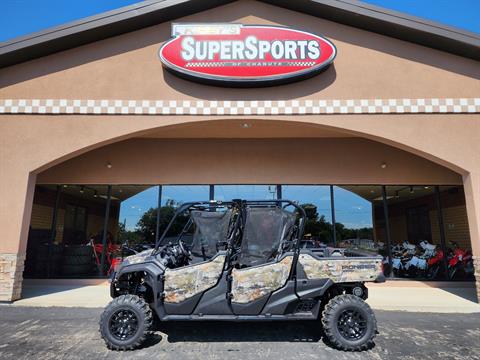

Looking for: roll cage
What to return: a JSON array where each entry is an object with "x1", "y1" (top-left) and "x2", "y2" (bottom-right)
[{"x1": 153, "y1": 199, "x2": 306, "y2": 266}]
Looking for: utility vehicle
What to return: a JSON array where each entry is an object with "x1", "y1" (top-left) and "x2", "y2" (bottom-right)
[{"x1": 100, "y1": 200, "x2": 385, "y2": 351}]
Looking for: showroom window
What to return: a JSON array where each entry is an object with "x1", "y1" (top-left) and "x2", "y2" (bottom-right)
[
  {"x1": 158, "y1": 185, "x2": 210, "y2": 241},
  {"x1": 282, "y1": 185, "x2": 333, "y2": 245},
  {"x1": 382, "y1": 185, "x2": 473, "y2": 281},
  {"x1": 214, "y1": 185, "x2": 278, "y2": 201},
  {"x1": 25, "y1": 185, "x2": 112, "y2": 278},
  {"x1": 24, "y1": 183, "x2": 474, "y2": 281},
  {"x1": 333, "y1": 186, "x2": 384, "y2": 256},
  {"x1": 115, "y1": 185, "x2": 159, "y2": 246}
]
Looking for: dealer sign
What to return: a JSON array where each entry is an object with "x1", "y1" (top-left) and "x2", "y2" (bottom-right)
[{"x1": 159, "y1": 23, "x2": 336, "y2": 86}]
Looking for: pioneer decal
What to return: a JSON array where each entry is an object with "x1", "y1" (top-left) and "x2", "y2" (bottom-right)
[{"x1": 159, "y1": 23, "x2": 336, "y2": 86}]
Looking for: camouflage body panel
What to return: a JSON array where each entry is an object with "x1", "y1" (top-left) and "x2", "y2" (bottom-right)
[
  {"x1": 164, "y1": 255, "x2": 225, "y2": 303},
  {"x1": 298, "y1": 254, "x2": 382, "y2": 282},
  {"x1": 231, "y1": 256, "x2": 293, "y2": 304}
]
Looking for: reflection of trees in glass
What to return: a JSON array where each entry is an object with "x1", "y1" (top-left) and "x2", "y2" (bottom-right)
[
  {"x1": 118, "y1": 201, "x2": 373, "y2": 247},
  {"x1": 300, "y1": 204, "x2": 373, "y2": 243},
  {"x1": 118, "y1": 200, "x2": 188, "y2": 245}
]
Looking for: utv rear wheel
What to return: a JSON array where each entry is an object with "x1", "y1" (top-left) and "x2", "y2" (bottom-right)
[
  {"x1": 100, "y1": 295, "x2": 153, "y2": 350},
  {"x1": 321, "y1": 294, "x2": 376, "y2": 351}
]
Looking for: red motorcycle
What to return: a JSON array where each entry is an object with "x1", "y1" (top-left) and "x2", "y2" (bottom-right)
[
  {"x1": 447, "y1": 242, "x2": 474, "y2": 280},
  {"x1": 426, "y1": 248, "x2": 444, "y2": 280}
]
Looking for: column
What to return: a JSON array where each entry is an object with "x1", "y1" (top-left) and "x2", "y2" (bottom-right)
[
  {"x1": 463, "y1": 171, "x2": 480, "y2": 302},
  {"x1": 0, "y1": 171, "x2": 36, "y2": 301}
]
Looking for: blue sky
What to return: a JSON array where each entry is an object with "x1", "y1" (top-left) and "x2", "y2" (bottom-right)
[
  {"x1": 0, "y1": 0, "x2": 479, "y2": 42},
  {"x1": 365, "y1": 0, "x2": 479, "y2": 33}
]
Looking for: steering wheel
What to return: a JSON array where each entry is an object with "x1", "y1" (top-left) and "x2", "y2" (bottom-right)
[{"x1": 178, "y1": 239, "x2": 192, "y2": 261}]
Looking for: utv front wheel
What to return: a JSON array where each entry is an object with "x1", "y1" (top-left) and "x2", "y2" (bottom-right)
[
  {"x1": 100, "y1": 294, "x2": 153, "y2": 350},
  {"x1": 321, "y1": 294, "x2": 376, "y2": 351}
]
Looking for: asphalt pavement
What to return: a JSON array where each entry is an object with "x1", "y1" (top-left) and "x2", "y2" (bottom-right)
[{"x1": 0, "y1": 306, "x2": 479, "y2": 360}]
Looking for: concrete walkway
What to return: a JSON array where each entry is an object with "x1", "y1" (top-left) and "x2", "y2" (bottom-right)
[
  {"x1": 7, "y1": 279, "x2": 480, "y2": 313},
  {"x1": 367, "y1": 281, "x2": 480, "y2": 313}
]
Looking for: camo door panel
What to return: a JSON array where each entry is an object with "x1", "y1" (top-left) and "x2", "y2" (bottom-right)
[
  {"x1": 298, "y1": 254, "x2": 382, "y2": 282},
  {"x1": 231, "y1": 256, "x2": 293, "y2": 304},
  {"x1": 164, "y1": 254, "x2": 225, "y2": 303}
]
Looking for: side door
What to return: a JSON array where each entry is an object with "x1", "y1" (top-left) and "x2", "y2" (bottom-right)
[
  {"x1": 230, "y1": 253, "x2": 294, "y2": 315},
  {"x1": 229, "y1": 206, "x2": 297, "y2": 315},
  {"x1": 163, "y1": 251, "x2": 227, "y2": 315},
  {"x1": 162, "y1": 209, "x2": 233, "y2": 315}
]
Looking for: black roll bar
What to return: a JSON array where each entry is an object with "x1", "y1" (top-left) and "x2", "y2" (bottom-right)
[{"x1": 154, "y1": 199, "x2": 307, "y2": 252}]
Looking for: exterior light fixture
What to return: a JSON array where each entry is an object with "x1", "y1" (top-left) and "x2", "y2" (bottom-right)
[
  {"x1": 424, "y1": 186, "x2": 430, "y2": 189},
  {"x1": 241, "y1": 123, "x2": 251, "y2": 128},
  {"x1": 80, "y1": 186, "x2": 85, "y2": 194},
  {"x1": 94, "y1": 190, "x2": 98, "y2": 198},
  {"x1": 63, "y1": 184, "x2": 68, "y2": 188},
  {"x1": 106, "y1": 162, "x2": 112, "y2": 169},
  {"x1": 380, "y1": 163, "x2": 387, "y2": 169},
  {"x1": 410, "y1": 186, "x2": 414, "y2": 194}
]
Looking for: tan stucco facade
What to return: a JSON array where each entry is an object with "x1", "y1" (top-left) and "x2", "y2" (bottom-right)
[{"x1": 0, "y1": 0, "x2": 479, "y2": 301}]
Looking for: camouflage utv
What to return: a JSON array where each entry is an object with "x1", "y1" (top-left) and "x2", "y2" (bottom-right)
[{"x1": 100, "y1": 199, "x2": 385, "y2": 351}]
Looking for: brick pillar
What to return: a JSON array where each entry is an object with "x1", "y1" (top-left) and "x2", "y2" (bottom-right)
[
  {"x1": 0, "y1": 253, "x2": 26, "y2": 301},
  {"x1": 474, "y1": 256, "x2": 480, "y2": 303}
]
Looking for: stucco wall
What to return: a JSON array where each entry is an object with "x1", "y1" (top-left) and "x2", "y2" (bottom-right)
[
  {"x1": 0, "y1": 1, "x2": 479, "y2": 100},
  {"x1": 36, "y1": 136, "x2": 461, "y2": 185}
]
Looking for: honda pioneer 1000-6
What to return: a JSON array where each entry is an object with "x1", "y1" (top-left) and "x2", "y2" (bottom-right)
[{"x1": 100, "y1": 200, "x2": 385, "y2": 351}]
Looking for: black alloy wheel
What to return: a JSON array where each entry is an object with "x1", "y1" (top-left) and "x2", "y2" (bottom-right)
[
  {"x1": 109, "y1": 309, "x2": 139, "y2": 341},
  {"x1": 100, "y1": 294, "x2": 153, "y2": 350},
  {"x1": 321, "y1": 294, "x2": 376, "y2": 351},
  {"x1": 336, "y1": 308, "x2": 367, "y2": 341}
]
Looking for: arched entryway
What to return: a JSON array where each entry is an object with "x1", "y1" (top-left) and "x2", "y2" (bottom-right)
[
  {"x1": 22, "y1": 120, "x2": 475, "y2": 286},
  {"x1": 1, "y1": 117, "x2": 478, "y2": 302}
]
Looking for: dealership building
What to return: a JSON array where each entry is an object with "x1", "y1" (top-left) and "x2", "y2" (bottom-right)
[{"x1": 0, "y1": 0, "x2": 479, "y2": 302}]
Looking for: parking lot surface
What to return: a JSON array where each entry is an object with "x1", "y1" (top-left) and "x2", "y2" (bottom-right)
[{"x1": 0, "y1": 306, "x2": 479, "y2": 360}]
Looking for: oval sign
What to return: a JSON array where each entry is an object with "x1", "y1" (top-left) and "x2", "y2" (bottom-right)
[{"x1": 159, "y1": 23, "x2": 336, "y2": 86}]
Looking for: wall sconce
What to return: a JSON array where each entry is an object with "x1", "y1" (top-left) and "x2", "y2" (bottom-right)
[
  {"x1": 380, "y1": 163, "x2": 387, "y2": 169},
  {"x1": 106, "y1": 162, "x2": 112, "y2": 169}
]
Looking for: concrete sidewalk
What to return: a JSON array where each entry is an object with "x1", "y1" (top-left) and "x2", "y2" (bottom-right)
[
  {"x1": 7, "y1": 279, "x2": 480, "y2": 313},
  {"x1": 367, "y1": 281, "x2": 480, "y2": 313}
]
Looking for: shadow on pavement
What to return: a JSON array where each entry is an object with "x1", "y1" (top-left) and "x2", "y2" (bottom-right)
[
  {"x1": 437, "y1": 287, "x2": 479, "y2": 303},
  {"x1": 140, "y1": 334, "x2": 163, "y2": 349},
  {"x1": 21, "y1": 285, "x2": 88, "y2": 299},
  {"x1": 421, "y1": 281, "x2": 478, "y2": 303},
  {"x1": 158, "y1": 320, "x2": 322, "y2": 343},
  {"x1": 155, "y1": 320, "x2": 376, "y2": 351}
]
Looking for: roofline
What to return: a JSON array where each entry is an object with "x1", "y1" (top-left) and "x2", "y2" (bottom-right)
[
  {"x1": 0, "y1": 0, "x2": 235, "y2": 68},
  {"x1": 264, "y1": 0, "x2": 480, "y2": 60},
  {"x1": 0, "y1": 0, "x2": 478, "y2": 69}
]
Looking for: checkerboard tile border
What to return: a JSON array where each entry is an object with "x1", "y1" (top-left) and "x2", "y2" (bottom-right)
[{"x1": 0, "y1": 98, "x2": 478, "y2": 115}]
